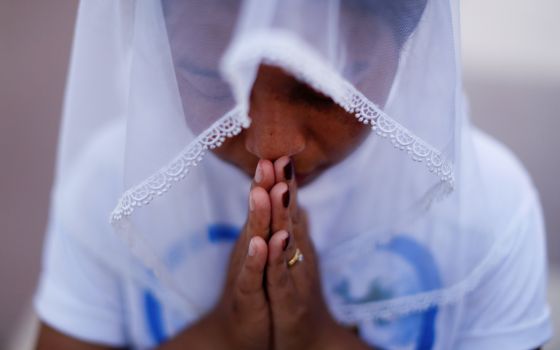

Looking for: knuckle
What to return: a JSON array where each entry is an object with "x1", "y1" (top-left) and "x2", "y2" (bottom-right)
[
  {"x1": 236, "y1": 279, "x2": 255, "y2": 297},
  {"x1": 245, "y1": 257, "x2": 261, "y2": 274},
  {"x1": 231, "y1": 293, "x2": 247, "y2": 316},
  {"x1": 270, "y1": 254, "x2": 285, "y2": 268},
  {"x1": 268, "y1": 268, "x2": 289, "y2": 288}
]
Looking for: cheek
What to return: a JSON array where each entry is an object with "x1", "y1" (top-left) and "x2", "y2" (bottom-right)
[
  {"x1": 308, "y1": 110, "x2": 370, "y2": 162},
  {"x1": 328, "y1": 127, "x2": 370, "y2": 163}
]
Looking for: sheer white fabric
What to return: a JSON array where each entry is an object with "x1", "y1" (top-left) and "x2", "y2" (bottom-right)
[{"x1": 52, "y1": 0, "x2": 502, "y2": 323}]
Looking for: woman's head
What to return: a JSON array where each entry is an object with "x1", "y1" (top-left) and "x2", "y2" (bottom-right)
[{"x1": 162, "y1": 0, "x2": 408, "y2": 186}]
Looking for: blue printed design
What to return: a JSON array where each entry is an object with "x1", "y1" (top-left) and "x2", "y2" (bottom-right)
[
  {"x1": 381, "y1": 236, "x2": 440, "y2": 349},
  {"x1": 208, "y1": 223, "x2": 241, "y2": 242},
  {"x1": 143, "y1": 223, "x2": 241, "y2": 344},
  {"x1": 143, "y1": 290, "x2": 167, "y2": 345},
  {"x1": 333, "y1": 235, "x2": 441, "y2": 350}
]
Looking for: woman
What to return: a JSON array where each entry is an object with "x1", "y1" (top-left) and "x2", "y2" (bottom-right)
[{"x1": 35, "y1": 0, "x2": 551, "y2": 349}]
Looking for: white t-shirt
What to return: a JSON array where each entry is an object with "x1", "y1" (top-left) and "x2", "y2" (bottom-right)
[{"x1": 35, "y1": 125, "x2": 552, "y2": 349}]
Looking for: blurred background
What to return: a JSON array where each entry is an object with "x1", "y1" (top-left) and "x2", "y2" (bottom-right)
[{"x1": 0, "y1": 0, "x2": 558, "y2": 348}]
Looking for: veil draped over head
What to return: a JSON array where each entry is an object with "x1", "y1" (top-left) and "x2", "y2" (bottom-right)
[{"x1": 52, "y1": 0, "x2": 503, "y2": 324}]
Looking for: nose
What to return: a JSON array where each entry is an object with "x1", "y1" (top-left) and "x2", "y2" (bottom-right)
[{"x1": 244, "y1": 99, "x2": 306, "y2": 161}]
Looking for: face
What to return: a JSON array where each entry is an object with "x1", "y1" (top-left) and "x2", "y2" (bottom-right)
[{"x1": 211, "y1": 65, "x2": 383, "y2": 187}]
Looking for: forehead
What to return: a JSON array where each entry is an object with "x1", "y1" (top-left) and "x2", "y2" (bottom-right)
[{"x1": 162, "y1": 0, "x2": 241, "y2": 69}]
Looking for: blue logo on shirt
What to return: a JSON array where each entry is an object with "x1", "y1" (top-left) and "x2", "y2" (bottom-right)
[{"x1": 333, "y1": 235, "x2": 441, "y2": 350}]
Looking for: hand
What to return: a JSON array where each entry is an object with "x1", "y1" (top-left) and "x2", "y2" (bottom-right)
[
  {"x1": 205, "y1": 159, "x2": 278, "y2": 350},
  {"x1": 158, "y1": 158, "x2": 370, "y2": 350},
  {"x1": 264, "y1": 156, "x2": 332, "y2": 350},
  {"x1": 265, "y1": 157, "x2": 371, "y2": 350}
]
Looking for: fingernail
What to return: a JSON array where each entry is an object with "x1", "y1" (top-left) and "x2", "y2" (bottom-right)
[
  {"x1": 248, "y1": 238, "x2": 256, "y2": 256},
  {"x1": 249, "y1": 192, "x2": 255, "y2": 211},
  {"x1": 283, "y1": 159, "x2": 293, "y2": 181},
  {"x1": 282, "y1": 233, "x2": 290, "y2": 251},
  {"x1": 282, "y1": 189, "x2": 290, "y2": 208},
  {"x1": 254, "y1": 162, "x2": 263, "y2": 183}
]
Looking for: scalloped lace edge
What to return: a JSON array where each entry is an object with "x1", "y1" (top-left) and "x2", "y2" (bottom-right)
[
  {"x1": 342, "y1": 86, "x2": 455, "y2": 188},
  {"x1": 110, "y1": 31, "x2": 455, "y2": 225},
  {"x1": 110, "y1": 107, "x2": 247, "y2": 223}
]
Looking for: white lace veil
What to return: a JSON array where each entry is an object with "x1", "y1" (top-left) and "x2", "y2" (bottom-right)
[{"x1": 52, "y1": 0, "x2": 500, "y2": 324}]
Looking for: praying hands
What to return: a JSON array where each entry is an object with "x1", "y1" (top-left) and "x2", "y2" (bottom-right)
[{"x1": 160, "y1": 157, "x2": 372, "y2": 350}]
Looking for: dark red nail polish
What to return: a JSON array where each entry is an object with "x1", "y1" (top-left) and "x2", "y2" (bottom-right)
[
  {"x1": 282, "y1": 234, "x2": 290, "y2": 251},
  {"x1": 282, "y1": 189, "x2": 290, "y2": 208},
  {"x1": 283, "y1": 160, "x2": 293, "y2": 181}
]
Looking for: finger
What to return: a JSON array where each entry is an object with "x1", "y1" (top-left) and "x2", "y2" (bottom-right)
[
  {"x1": 266, "y1": 230, "x2": 295, "y2": 301},
  {"x1": 290, "y1": 210, "x2": 320, "y2": 292},
  {"x1": 293, "y1": 209, "x2": 317, "y2": 269},
  {"x1": 269, "y1": 182, "x2": 291, "y2": 234},
  {"x1": 235, "y1": 236, "x2": 268, "y2": 310},
  {"x1": 229, "y1": 170, "x2": 271, "y2": 276},
  {"x1": 274, "y1": 156, "x2": 299, "y2": 220},
  {"x1": 273, "y1": 156, "x2": 294, "y2": 184},
  {"x1": 252, "y1": 159, "x2": 275, "y2": 192},
  {"x1": 246, "y1": 186, "x2": 271, "y2": 240}
]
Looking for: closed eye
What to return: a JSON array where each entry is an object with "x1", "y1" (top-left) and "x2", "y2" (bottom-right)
[{"x1": 290, "y1": 82, "x2": 336, "y2": 109}]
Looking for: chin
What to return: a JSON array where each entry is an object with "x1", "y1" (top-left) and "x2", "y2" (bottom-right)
[
  {"x1": 295, "y1": 172, "x2": 318, "y2": 187},
  {"x1": 295, "y1": 163, "x2": 331, "y2": 187}
]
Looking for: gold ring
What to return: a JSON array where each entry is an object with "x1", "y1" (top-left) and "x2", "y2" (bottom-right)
[{"x1": 287, "y1": 248, "x2": 304, "y2": 268}]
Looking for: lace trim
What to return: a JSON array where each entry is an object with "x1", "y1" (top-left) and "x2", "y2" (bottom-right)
[
  {"x1": 112, "y1": 30, "x2": 455, "y2": 223},
  {"x1": 110, "y1": 108, "x2": 246, "y2": 223},
  {"x1": 223, "y1": 30, "x2": 455, "y2": 192},
  {"x1": 342, "y1": 87, "x2": 455, "y2": 188}
]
